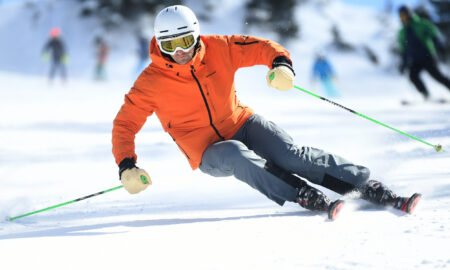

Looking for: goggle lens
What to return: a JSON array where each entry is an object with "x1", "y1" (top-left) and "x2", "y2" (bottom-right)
[{"x1": 160, "y1": 35, "x2": 196, "y2": 53}]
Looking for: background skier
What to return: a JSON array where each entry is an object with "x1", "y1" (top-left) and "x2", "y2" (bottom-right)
[
  {"x1": 311, "y1": 51, "x2": 339, "y2": 98},
  {"x1": 398, "y1": 5, "x2": 450, "y2": 101},
  {"x1": 134, "y1": 31, "x2": 150, "y2": 78},
  {"x1": 94, "y1": 36, "x2": 109, "y2": 80},
  {"x1": 112, "y1": 5, "x2": 420, "y2": 219},
  {"x1": 41, "y1": 27, "x2": 68, "y2": 83}
]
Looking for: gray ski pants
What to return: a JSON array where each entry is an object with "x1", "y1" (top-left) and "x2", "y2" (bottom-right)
[{"x1": 199, "y1": 114, "x2": 370, "y2": 205}]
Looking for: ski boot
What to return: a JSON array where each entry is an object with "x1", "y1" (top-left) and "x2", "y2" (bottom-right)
[
  {"x1": 264, "y1": 162, "x2": 344, "y2": 220},
  {"x1": 393, "y1": 193, "x2": 422, "y2": 214},
  {"x1": 361, "y1": 180, "x2": 421, "y2": 214},
  {"x1": 296, "y1": 181, "x2": 344, "y2": 220}
]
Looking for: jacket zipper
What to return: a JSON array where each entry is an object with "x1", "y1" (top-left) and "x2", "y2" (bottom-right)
[{"x1": 190, "y1": 67, "x2": 225, "y2": 141}]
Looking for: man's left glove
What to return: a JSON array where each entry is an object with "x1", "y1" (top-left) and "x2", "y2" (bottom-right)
[
  {"x1": 266, "y1": 56, "x2": 295, "y2": 91},
  {"x1": 119, "y1": 157, "x2": 152, "y2": 194}
]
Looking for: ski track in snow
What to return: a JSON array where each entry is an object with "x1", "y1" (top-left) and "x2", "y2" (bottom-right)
[{"x1": 1, "y1": 1, "x2": 450, "y2": 270}]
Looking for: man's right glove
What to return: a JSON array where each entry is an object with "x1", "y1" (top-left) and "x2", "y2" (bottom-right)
[{"x1": 119, "y1": 157, "x2": 152, "y2": 194}]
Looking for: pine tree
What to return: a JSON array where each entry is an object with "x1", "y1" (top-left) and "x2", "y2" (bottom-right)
[
  {"x1": 428, "y1": 0, "x2": 450, "y2": 60},
  {"x1": 78, "y1": 0, "x2": 182, "y2": 29},
  {"x1": 244, "y1": 0, "x2": 301, "y2": 43}
]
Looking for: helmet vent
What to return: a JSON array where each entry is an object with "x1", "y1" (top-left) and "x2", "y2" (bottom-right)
[
  {"x1": 160, "y1": 30, "x2": 169, "y2": 33},
  {"x1": 177, "y1": 26, "x2": 188, "y2": 30}
]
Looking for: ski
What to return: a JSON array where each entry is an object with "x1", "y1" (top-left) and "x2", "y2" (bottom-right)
[
  {"x1": 328, "y1": 199, "x2": 345, "y2": 220},
  {"x1": 401, "y1": 99, "x2": 450, "y2": 106},
  {"x1": 395, "y1": 193, "x2": 422, "y2": 214}
]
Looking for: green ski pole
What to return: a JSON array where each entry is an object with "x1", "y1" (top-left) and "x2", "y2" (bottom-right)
[
  {"x1": 293, "y1": 85, "x2": 444, "y2": 152},
  {"x1": 8, "y1": 185, "x2": 124, "y2": 221}
]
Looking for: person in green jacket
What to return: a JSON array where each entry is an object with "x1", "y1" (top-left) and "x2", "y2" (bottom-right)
[{"x1": 397, "y1": 5, "x2": 450, "y2": 100}]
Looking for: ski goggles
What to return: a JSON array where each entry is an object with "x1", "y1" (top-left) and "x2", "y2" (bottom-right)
[{"x1": 158, "y1": 33, "x2": 197, "y2": 55}]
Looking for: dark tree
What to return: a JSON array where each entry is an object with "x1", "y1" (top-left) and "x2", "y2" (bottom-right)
[
  {"x1": 244, "y1": 0, "x2": 301, "y2": 43},
  {"x1": 428, "y1": 0, "x2": 450, "y2": 60},
  {"x1": 78, "y1": 0, "x2": 183, "y2": 29},
  {"x1": 330, "y1": 24, "x2": 354, "y2": 52}
]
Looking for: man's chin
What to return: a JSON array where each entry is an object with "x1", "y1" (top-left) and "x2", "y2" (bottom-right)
[{"x1": 176, "y1": 58, "x2": 190, "y2": 65}]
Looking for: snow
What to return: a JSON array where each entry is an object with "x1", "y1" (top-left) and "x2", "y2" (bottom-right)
[{"x1": 1, "y1": 1, "x2": 450, "y2": 270}]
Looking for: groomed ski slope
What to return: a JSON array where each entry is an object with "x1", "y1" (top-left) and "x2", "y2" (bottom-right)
[{"x1": 1, "y1": 1, "x2": 450, "y2": 269}]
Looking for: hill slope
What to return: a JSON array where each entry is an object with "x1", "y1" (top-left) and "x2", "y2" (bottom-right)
[{"x1": 0, "y1": 1, "x2": 449, "y2": 270}]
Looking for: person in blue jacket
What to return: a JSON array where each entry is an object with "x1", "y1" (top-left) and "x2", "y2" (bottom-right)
[
  {"x1": 134, "y1": 32, "x2": 150, "y2": 78},
  {"x1": 311, "y1": 52, "x2": 339, "y2": 98}
]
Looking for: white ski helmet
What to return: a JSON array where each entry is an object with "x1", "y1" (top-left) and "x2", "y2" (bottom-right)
[{"x1": 154, "y1": 5, "x2": 200, "y2": 55}]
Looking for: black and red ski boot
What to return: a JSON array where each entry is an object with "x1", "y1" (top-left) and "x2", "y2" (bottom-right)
[
  {"x1": 296, "y1": 184, "x2": 344, "y2": 220},
  {"x1": 361, "y1": 180, "x2": 421, "y2": 214},
  {"x1": 393, "y1": 193, "x2": 421, "y2": 214},
  {"x1": 297, "y1": 184, "x2": 330, "y2": 211},
  {"x1": 263, "y1": 162, "x2": 344, "y2": 220},
  {"x1": 361, "y1": 180, "x2": 397, "y2": 206}
]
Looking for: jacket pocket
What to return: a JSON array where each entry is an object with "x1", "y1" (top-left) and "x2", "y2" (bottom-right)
[{"x1": 168, "y1": 132, "x2": 191, "y2": 160}]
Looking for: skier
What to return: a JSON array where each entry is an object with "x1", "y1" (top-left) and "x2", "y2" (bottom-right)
[
  {"x1": 94, "y1": 36, "x2": 109, "y2": 80},
  {"x1": 311, "y1": 51, "x2": 340, "y2": 98},
  {"x1": 112, "y1": 5, "x2": 421, "y2": 220},
  {"x1": 398, "y1": 5, "x2": 450, "y2": 101},
  {"x1": 134, "y1": 32, "x2": 150, "y2": 78},
  {"x1": 42, "y1": 27, "x2": 68, "y2": 83}
]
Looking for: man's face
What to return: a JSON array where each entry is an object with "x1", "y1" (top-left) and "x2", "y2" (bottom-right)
[
  {"x1": 171, "y1": 47, "x2": 195, "y2": 65},
  {"x1": 400, "y1": 12, "x2": 410, "y2": 25}
]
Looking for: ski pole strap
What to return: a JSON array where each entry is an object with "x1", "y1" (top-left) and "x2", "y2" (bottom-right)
[
  {"x1": 8, "y1": 185, "x2": 124, "y2": 221},
  {"x1": 293, "y1": 85, "x2": 444, "y2": 152}
]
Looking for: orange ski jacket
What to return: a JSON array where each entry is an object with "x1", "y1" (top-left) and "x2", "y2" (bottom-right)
[{"x1": 112, "y1": 35, "x2": 291, "y2": 170}]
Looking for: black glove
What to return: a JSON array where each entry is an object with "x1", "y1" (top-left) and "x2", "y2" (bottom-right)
[
  {"x1": 272, "y1": 56, "x2": 295, "y2": 76},
  {"x1": 118, "y1": 157, "x2": 137, "y2": 179}
]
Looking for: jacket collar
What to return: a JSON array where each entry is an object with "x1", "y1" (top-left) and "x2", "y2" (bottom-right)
[
  {"x1": 404, "y1": 13, "x2": 420, "y2": 27},
  {"x1": 149, "y1": 36, "x2": 206, "y2": 73}
]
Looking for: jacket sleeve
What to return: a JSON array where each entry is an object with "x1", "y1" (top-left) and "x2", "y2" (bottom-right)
[
  {"x1": 42, "y1": 40, "x2": 51, "y2": 53},
  {"x1": 112, "y1": 73, "x2": 156, "y2": 165},
  {"x1": 423, "y1": 20, "x2": 444, "y2": 55},
  {"x1": 226, "y1": 35, "x2": 292, "y2": 71},
  {"x1": 423, "y1": 19, "x2": 440, "y2": 39}
]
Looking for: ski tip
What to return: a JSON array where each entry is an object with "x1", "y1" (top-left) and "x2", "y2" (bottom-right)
[
  {"x1": 406, "y1": 193, "x2": 421, "y2": 214},
  {"x1": 328, "y1": 199, "x2": 345, "y2": 221}
]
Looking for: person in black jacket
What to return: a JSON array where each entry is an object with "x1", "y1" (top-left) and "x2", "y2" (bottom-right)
[
  {"x1": 42, "y1": 27, "x2": 67, "y2": 82},
  {"x1": 398, "y1": 5, "x2": 450, "y2": 100}
]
